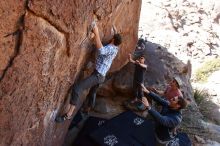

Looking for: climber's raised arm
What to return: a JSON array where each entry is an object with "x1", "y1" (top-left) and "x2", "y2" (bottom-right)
[{"x1": 92, "y1": 24, "x2": 103, "y2": 49}]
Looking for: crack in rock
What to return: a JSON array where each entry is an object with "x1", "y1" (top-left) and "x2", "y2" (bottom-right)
[
  {"x1": 0, "y1": 14, "x2": 25, "y2": 82},
  {"x1": 27, "y1": 8, "x2": 71, "y2": 57}
]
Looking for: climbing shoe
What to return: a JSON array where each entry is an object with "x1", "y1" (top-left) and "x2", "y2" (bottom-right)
[{"x1": 55, "y1": 114, "x2": 72, "y2": 123}]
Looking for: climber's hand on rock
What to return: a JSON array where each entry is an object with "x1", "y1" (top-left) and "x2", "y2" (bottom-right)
[{"x1": 89, "y1": 32, "x2": 95, "y2": 39}]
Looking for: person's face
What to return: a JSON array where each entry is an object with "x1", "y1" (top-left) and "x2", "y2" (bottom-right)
[
  {"x1": 139, "y1": 57, "x2": 145, "y2": 63},
  {"x1": 169, "y1": 79, "x2": 178, "y2": 88},
  {"x1": 169, "y1": 96, "x2": 180, "y2": 109}
]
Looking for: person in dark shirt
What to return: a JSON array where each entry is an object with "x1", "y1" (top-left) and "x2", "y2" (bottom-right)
[
  {"x1": 141, "y1": 84, "x2": 188, "y2": 146},
  {"x1": 128, "y1": 54, "x2": 147, "y2": 110}
]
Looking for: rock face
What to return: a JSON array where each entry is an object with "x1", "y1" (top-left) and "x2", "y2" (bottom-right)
[
  {"x1": 0, "y1": 0, "x2": 141, "y2": 146},
  {"x1": 139, "y1": 0, "x2": 220, "y2": 72}
]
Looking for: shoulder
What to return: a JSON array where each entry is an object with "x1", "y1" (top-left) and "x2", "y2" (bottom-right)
[
  {"x1": 105, "y1": 44, "x2": 117, "y2": 50},
  {"x1": 112, "y1": 44, "x2": 119, "y2": 50},
  {"x1": 110, "y1": 44, "x2": 119, "y2": 53}
]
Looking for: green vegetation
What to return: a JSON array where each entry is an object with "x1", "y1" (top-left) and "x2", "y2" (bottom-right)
[
  {"x1": 195, "y1": 58, "x2": 220, "y2": 82},
  {"x1": 194, "y1": 89, "x2": 220, "y2": 125},
  {"x1": 194, "y1": 89, "x2": 209, "y2": 104}
]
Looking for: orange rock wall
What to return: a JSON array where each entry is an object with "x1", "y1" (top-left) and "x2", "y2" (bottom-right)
[{"x1": 0, "y1": 0, "x2": 141, "y2": 145}]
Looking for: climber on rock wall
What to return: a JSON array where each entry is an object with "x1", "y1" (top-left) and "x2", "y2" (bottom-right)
[{"x1": 55, "y1": 22, "x2": 122, "y2": 123}]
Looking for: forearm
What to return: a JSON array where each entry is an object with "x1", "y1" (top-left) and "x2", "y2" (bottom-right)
[
  {"x1": 147, "y1": 92, "x2": 169, "y2": 106},
  {"x1": 148, "y1": 108, "x2": 177, "y2": 128},
  {"x1": 157, "y1": 90, "x2": 164, "y2": 95},
  {"x1": 153, "y1": 89, "x2": 163, "y2": 95},
  {"x1": 94, "y1": 33, "x2": 103, "y2": 49},
  {"x1": 148, "y1": 108, "x2": 163, "y2": 122},
  {"x1": 93, "y1": 25, "x2": 103, "y2": 49},
  {"x1": 129, "y1": 58, "x2": 136, "y2": 64},
  {"x1": 138, "y1": 63, "x2": 147, "y2": 68}
]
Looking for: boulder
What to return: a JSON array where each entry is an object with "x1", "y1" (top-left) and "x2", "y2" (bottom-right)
[
  {"x1": 139, "y1": 0, "x2": 220, "y2": 73},
  {"x1": 0, "y1": 0, "x2": 141, "y2": 146}
]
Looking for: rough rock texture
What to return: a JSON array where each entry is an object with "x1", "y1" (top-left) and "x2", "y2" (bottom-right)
[
  {"x1": 139, "y1": 0, "x2": 220, "y2": 72},
  {"x1": 0, "y1": 0, "x2": 26, "y2": 79},
  {"x1": 0, "y1": 0, "x2": 141, "y2": 146}
]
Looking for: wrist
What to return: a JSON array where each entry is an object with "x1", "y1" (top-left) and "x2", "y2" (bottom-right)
[
  {"x1": 144, "y1": 90, "x2": 150, "y2": 94},
  {"x1": 146, "y1": 106, "x2": 151, "y2": 110}
]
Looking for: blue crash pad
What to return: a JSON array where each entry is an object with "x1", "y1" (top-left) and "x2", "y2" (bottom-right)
[
  {"x1": 177, "y1": 132, "x2": 192, "y2": 146},
  {"x1": 72, "y1": 116, "x2": 107, "y2": 146},
  {"x1": 90, "y1": 111, "x2": 148, "y2": 146},
  {"x1": 131, "y1": 119, "x2": 156, "y2": 146}
]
